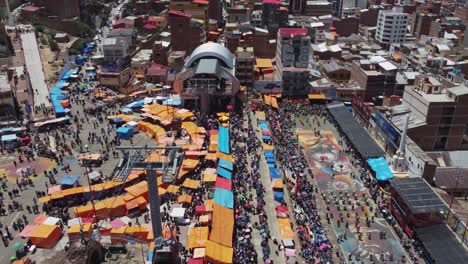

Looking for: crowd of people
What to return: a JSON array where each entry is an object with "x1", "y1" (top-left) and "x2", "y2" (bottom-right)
[
  {"x1": 231, "y1": 108, "x2": 277, "y2": 263},
  {"x1": 266, "y1": 101, "x2": 334, "y2": 263}
]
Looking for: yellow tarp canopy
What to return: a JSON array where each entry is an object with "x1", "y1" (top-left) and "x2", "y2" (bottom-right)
[
  {"x1": 272, "y1": 179, "x2": 284, "y2": 189},
  {"x1": 182, "y1": 178, "x2": 201, "y2": 189},
  {"x1": 216, "y1": 152, "x2": 233, "y2": 163},
  {"x1": 206, "y1": 240, "x2": 233, "y2": 264},
  {"x1": 308, "y1": 93, "x2": 326, "y2": 100},
  {"x1": 210, "y1": 204, "x2": 233, "y2": 247},
  {"x1": 177, "y1": 194, "x2": 193, "y2": 204},
  {"x1": 277, "y1": 217, "x2": 294, "y2": 240},
  {"x1": 187, "y1": 226, "x2": 209, "y2": 249},
  {"x1": 204, "y1": 199, "x2": 214, "y2": 212},
  {"x1": 263, "y1": 144, "x2": 274, "y2": 150},
  {"x1": 125, "y1": 181, "x2": 148, "y2": 198},
  {"x1": 68, "y1": 223, "x2": 92, "y2": 235},
  {"x1": 166, "y1": 185, "x2": 180, "y2": 194}
]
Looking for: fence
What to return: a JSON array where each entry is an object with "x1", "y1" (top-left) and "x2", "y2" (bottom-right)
[{"x1": 447, "y1": 210, "x2": 468, "y2": 245}]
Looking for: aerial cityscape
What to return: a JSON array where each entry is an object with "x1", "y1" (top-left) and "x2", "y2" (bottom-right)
[{"x1": 0, "y1": 0, "x2": 466, "y2": 263}]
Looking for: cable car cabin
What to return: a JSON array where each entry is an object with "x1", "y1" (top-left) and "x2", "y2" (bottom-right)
[{"x1": 389, "y1": 178, "x2": 446, "y2": 237}]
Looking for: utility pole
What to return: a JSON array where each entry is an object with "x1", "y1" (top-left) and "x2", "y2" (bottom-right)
[{"x1": 115, "y1": 145, "x2": 183, "y2": 263}]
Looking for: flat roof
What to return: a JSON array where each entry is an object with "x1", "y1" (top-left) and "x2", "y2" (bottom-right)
[
  {"x1": 390, "y1": 177, "x2": 446, "y2": 214},
  {"x1": 328, "y1": 102, "x2": 385, "y2": 159},
  {"x1": 415, "y1": 224, "x2": 468, "y2": 264}
]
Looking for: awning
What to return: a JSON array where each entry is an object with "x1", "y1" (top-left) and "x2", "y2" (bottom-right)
[
  {"x1": 59, "y1": 175, "x2": 79, "y2": 186},
  {"x1": 308, "y1": 93, "x2": 326, "y2": 100},
  {"x1": 327, "y1": 102, "x2": 384, "y2": 159},
  {"x1": 367, "y1": 157, "x2": 394, "y2": 181},
  {"x1": 390, "y1": 177, "x2": 446, "y2": 214}
]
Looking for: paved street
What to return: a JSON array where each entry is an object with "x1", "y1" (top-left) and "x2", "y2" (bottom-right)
[{"x1": 20, "y1": 30, "x2": 52, "y2": 118}]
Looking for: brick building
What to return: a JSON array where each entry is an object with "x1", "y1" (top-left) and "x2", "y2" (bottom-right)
[{"x1": 168, "y1": 10, "x2": 206, "y2": 54}]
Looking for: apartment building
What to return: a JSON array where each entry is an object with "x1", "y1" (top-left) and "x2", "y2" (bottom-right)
[{"x1": 376, "y1": 7, "x2": 409, "y2": 46}]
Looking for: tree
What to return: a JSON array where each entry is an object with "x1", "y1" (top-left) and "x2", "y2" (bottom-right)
[
  {"x1": 35, "y1": 25, "x2": 44, "y2": 33},
  {"x1": 49, "y1": 39, "x2": 59, "y2": 51}
]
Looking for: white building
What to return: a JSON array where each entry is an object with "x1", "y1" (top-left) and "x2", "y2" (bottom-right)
[
  {"x1": 102, "y1": 37, "x2": 129, "y2": 62},
  {"x1": 376, "y1": 7, "x2": 409, "y2": 46},
  {"x1": 340, "y1": 0, "x2": 368, "y2": 17}
]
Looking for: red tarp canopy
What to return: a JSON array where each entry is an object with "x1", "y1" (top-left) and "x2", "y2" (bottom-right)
[
  {"x1": 143, "y1": 24, "x2": 156, "y2": 29},
  {"x1": 215, "y1": 177, "x2": 232, "y2": 190},
  {"x1": 187, "y1": 259, "x2": 204, "y2": 264},
  {"x1": 195, "y1": 205, "x2": 206, "y2": 215}
]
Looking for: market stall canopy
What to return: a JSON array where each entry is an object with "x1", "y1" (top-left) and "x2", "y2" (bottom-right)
[
  {"x1": 87, "y1": 171, "x2": 101, "y2": 181},
  {"x1": 367, "y1": 157, "x2": 394, "y2": 181},
  {"x1": 59, "y1": 175, "x2": 80, "y2": 186},
  {"x1": 169, "y1": 207, "x2": 186, "y2": 218},
  {"x1": 1, "y1": 134, "x2": 17, "y2": 142}
]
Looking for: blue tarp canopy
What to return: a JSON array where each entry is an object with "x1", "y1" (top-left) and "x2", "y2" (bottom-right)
[
  {"x1": 367, "y1": 157, "x2": 394, "y2": 181},
  {"x1": 218, "y1": 159, "x2": 233, "y2": 171},
  {"x1": 1, "y1": 134, "x2": 17, "y2": 142},
  {"x1": 259, "y1": 121, "x2": 268, "y2": 131},
  {"x1": 266, "y1": 156, "x2": 276, "y2": 164},
  {"x1": 267, "y1": 163, "x2": 276, "y2": 168},
  {"x1": 213, "y1": 188, "x2": 234, "y2": 209},
  {"x1": 59, "y1": 175, "x2": 79, "y2": 186},
  {"x1": 217, "y1": 166, "x2": 232, "y2": 180},
  {"x1": 126, "y1": 100, "x2": 145, "y2": 108},
  {"x1": 122, "y1": 108, "x2": 133, "y2": 114},
  {"x1": 273, "y1": 191, "x2": 284, "y2": 203},
  {"x1": 269, "y1": 168, "x2": 281, "y2": 179},
  {"x1": 218, "y1": 126, "x2": 230, "y2": 154},
  {"x1": 113, "y1": 118, "x2": 124, "y2": 123},
  {"x1": 264, "y1": 150, "x2": 274, "y2": 158},
  {"x1": 262, "y1": 135, "x2": 271, "y2": 140},
  {"x1": 162, "y1": 98, "x2": 182, "y2": 106},
  {"x1": 116, "y1": 126, "x2": 133, "y2": 140},
  {"x1": 86, "y1": 72, "x2": 96, "y2": 77}
]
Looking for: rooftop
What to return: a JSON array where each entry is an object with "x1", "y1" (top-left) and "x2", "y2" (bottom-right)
[
  {"x1": 390, "y1": 177, "x2": 446, "y2": 214},
  {"x1": 278, "y1": 28, "x2": 308, "y2": 38}
]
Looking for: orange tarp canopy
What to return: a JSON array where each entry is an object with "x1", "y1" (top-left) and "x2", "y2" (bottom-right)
[
  {"x1": 277, "y1": 217, "x2": 294, "y2": 240},
  {"x1": 177, "y1": 194, "x2": 193, "y2": 204},
  {"x1": 210, "y1": 204, "x2": 233, "y2": 247},
  {"x1": 206, "y1": 240, "x2": 233, "y2": 264},
  {"x1": 182, "y1": 122, "x2": 198, "y2": 135},
  {"x1": 272, "y1": 179, "x2": 284, "y2": 189},
  {"x1": 126, "y1": 199, "x2": 139, "y2": 210},
  {"x1": 204, "y1": 199, "x2": 214, "y2": 212},
  {"x1": 68, "y1": 223, "x2": 92, "y2": 236},
  {"x1": 203, "y1": 173, "x2": 217, "y2": 182},
  {"x1": 61, "y1": 186, "x2": 83, "y2": 197},
  {"x1": 187, "y1": 226, "x2": 209, "y2": 249},
  {"x1": 308, "y1": 93, "x2": 326, "y2": 100},
  {"x1": 216, "y1": 152, "x2": 233, "y2": 163},
  {"x1": 30, "y1": 224, "x2": 62, "y2": 248},
  {"x1": 182, "y1": 178, "x2": 201, "y2": 189},
  {"x1": 74, "y1": 204, "x2": 95, "y2": 218},
  {"x1": 125, "y1": 181, "x2": 148, "y2": 198},
  {"x1": 166, "y1": 185, "x2": 180, "y2": 194},
  {"x1": 38, "y1": 196, "x2": 51, "y2": 203},
  {"x1": 182, "y1": 159, "x2": 199, "y2": 170},
  {"x1": 206, "y1": 153, "x2": 217, "y2": 161},
  {"x1": 209, "y1": 143, "x2": 218, "y2": 152},
  {"x1": 263, "y1": 144, "x2": 274, "y2": 150}
]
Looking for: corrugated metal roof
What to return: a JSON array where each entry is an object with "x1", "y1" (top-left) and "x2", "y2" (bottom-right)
[{"x1": 195, "y1": 59, "x2": 219, "y2": 75}]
